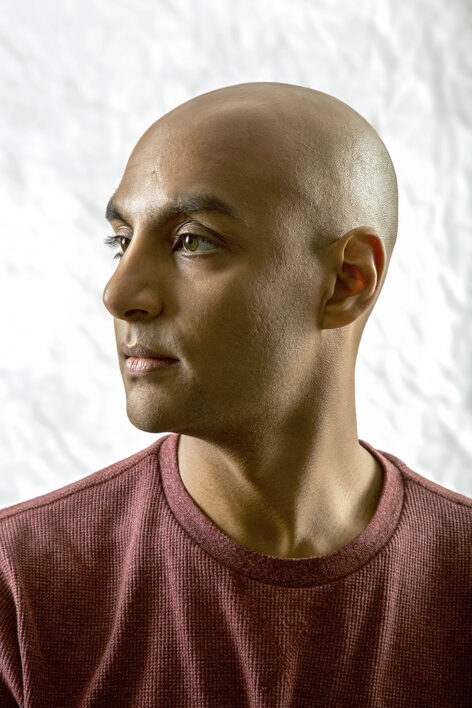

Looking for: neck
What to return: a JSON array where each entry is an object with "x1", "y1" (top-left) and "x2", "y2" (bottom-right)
[{"x1": 177, "y1": 372, "x2": 384, "y2": 558}]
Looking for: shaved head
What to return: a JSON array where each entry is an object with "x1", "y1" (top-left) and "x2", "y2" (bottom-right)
[
  {"x1": 131, "y1": 81, "x2": 398, "y2": 288},
  {"x1": 105, "y1": 80, "x2": 399, "y2": 427}
]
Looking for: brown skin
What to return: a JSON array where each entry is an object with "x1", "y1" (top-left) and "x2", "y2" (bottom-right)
[{"x1": 102, "y1": 83, "x2": 388, "y2": 558}]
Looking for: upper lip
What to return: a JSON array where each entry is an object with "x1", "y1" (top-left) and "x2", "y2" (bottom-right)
[{"x1": 121, "y1": 342, "x2": 178, "y2": 359}]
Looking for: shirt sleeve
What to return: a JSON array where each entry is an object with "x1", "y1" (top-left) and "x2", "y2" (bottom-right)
[{"x1": 0, "y1": 548, "x2": 23, "y2": 707}]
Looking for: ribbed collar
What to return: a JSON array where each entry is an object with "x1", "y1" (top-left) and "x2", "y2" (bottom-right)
[{"x1": 156, "y1": 433, "x2": 404, "y2": 587}]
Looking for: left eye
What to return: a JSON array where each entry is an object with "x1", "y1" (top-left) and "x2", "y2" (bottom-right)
[
  {"x1": 103, "y1": 233, "x2": 222, "y2": 260},
  {"x1": 172, "y1": 233, "x2": 222, "y2": 255}
]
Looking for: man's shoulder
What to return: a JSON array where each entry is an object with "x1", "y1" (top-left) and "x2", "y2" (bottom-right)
[
  {"x1": 0, "y1": 435, "x2": 170, "y2": 535},
  {"x1": 381, "y1": 447, "x2": 472, "y2": 510},
  {"x1": 380, "y1": 447, "x2": 472, "y2": 571}
]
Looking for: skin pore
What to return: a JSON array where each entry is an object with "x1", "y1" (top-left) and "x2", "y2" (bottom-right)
[{"x1": 102, "y1": 82, "x2": 397, "y2": 558}]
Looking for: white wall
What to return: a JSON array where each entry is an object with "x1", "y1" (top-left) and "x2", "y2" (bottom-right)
[{"x1": 1, "y1": 0, "x2": 471, "y2": 506}]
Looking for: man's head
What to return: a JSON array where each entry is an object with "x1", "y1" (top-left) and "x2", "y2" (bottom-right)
[{"x1": 102, "y1": 82, "x2": 397, "y2": 442}]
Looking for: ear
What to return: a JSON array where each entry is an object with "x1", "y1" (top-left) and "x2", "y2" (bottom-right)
[{"x1": 320, "y1": 227, "x2": 386, "y2": 330}]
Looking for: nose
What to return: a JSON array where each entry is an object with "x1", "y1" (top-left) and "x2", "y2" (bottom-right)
[{"x1": 102, "y1": 239, "x2": 167, "y2": 321}]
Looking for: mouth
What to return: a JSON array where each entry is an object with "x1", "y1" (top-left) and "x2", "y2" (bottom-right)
[
  {"x1": 121, "y1": 341, "x2": 178, "y2": 360},
  {"x1": 124, "y1": 355, "x2": 178, "y2": 375}
]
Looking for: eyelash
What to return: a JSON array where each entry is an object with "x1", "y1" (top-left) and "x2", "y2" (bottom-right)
[{"x1": 103, "y1": 233, "x2": 221, "y2": 260}]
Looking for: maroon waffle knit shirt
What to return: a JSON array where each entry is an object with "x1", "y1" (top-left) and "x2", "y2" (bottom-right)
[{"x1": 0, "y1": 433, "x2": 471, "y2": 707}]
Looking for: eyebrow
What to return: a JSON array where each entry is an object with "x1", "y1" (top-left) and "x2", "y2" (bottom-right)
[{"x1": 105, "y1": 192, "x2": 246, "y2": 228}]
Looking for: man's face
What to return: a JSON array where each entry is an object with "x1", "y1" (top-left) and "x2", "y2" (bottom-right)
[{"x1": 102, "y1": 105, "x2": 324, "y2": 440}]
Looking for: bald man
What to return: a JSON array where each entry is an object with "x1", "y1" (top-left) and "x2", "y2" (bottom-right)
[{"x1": 1, "y1": 83, "x2": 471, "y2": 707}]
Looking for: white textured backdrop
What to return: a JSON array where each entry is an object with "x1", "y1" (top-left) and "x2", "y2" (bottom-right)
[{"x1": 1, "y1": 0, "x2": 471, "y2": 507}]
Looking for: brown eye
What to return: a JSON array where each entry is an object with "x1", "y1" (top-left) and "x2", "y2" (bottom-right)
[
  {"x1": 182, "y1": 234, "x2": 199, "y2": 252},
  {"x1": 104, "y1": 231, "x2": 223, "y2": 261},
  {"x1": 173, "y1": 233, "x2": 223, "y2": 255}
]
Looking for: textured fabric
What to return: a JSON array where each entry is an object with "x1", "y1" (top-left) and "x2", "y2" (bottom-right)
[{"x1": 0, "y1": 432, "x2": 471, "y2": 707}]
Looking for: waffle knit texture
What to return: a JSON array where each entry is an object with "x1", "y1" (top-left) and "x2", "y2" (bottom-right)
[{"x1": 1, "y1": 433, "x2": 471, "y2": 707}]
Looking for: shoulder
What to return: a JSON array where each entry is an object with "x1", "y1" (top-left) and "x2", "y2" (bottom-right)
[{"x1": 0, "y1": 435, "x2": 170, "y2": 546}]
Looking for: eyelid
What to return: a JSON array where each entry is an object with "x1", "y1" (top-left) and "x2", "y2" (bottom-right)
[
  {"x1": 114, "y1": 226, "x2": 132, "y2": 239},
  {"x1": 119, "y1": 221, "x2": 224, "y2": 244},
  {"x1": 115, "y1": 218, "x2": 219, "y2": 238}
]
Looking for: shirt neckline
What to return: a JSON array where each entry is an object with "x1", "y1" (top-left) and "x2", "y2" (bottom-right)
[{"x1": 156, "y1": 433, "x2": 404, "y2": 587}]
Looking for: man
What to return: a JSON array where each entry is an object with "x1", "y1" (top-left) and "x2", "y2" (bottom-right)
[{"x1": 1, "y1": 82, "x2": 471, "y2": 706}]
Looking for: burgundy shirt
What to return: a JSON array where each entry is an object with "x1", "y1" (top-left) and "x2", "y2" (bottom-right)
[{"x1": 0, "y1": 433, "x2": 471, "y2": 707}]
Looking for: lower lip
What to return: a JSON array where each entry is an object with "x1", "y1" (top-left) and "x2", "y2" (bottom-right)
[{"x1": 125, "y1": 356, "x2": 178, "y2": 374}]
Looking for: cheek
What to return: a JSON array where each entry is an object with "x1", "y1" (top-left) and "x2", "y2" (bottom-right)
[
  {"x1": 186, "y1": 290, "x2": 262, "y2": 365},
  {"x1": 180, "y1": 262, "x2": 294, "y2": 363}
]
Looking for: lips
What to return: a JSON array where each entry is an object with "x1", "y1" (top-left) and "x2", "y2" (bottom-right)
[{"x1": 121, "y1": 342, "x2": 177, "y2": 360}]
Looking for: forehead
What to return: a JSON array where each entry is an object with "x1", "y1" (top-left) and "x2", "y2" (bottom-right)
[{"x1": 115, "y1": 107, "x2": 299, "y2": 225}]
